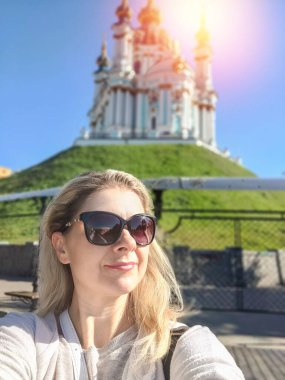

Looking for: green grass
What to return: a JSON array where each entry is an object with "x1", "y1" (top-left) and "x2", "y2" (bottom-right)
[
  {"x1": 0, "y1": 144, "x2": 254, "y2": 193},
  {"x1": 0, "y1": 144, "x2": 284, "y2": 247}
]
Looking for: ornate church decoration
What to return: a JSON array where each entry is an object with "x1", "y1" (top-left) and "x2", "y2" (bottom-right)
[{"x1": 80, "y1": 0, "x2": 217, "y2": 147}]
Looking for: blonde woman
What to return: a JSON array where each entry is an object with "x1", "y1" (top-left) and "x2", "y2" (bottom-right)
[{"x1": 0, "y1": 170, "x2": 244, "y2": 379}]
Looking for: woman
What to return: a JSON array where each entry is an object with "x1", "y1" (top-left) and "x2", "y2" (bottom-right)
[{"x1": 0, "y1": 169, "x2": 244, "y2": 379}]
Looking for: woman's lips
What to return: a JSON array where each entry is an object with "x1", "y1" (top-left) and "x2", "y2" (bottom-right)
[{"x1": 105, "y1": 262, "x2": 137, "y2": 271}]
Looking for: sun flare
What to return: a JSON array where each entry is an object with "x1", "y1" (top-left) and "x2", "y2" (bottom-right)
[{"x1": 156, "y1": 0, "x2": 268, "y2": 89}]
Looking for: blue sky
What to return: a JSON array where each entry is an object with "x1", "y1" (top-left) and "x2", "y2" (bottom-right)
[{"x1": 0, "y1": 0, "x2": 284, "y2": 177}]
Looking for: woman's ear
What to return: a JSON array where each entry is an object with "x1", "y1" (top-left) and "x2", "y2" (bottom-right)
[{"x1": 51, "y1": 232, "x2": 70, "y2": 265}]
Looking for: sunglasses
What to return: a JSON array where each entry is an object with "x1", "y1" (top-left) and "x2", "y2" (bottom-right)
[{"x1": 64, "y1": 211, "x2": 156, "y2": 246}]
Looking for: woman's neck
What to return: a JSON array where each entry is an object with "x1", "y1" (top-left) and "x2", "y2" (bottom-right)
[{"x1": 68, "y1": 291, "x2": 132, "y2": 349}]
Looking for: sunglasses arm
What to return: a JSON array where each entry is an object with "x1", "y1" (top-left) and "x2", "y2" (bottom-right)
[{"x1": 65, "y1": 218, "x2": 81, "y2": 228}]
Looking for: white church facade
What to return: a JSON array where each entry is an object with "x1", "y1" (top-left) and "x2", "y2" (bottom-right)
[{"x1": 76, "y1": 0, "x2": 219, "y2": 151}]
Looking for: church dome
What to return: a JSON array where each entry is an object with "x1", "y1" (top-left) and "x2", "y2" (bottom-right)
[
  {"x1": 138, "y1": 0, "x2": 161, "y2": 26},
  {"x1": 115, "y1": 0, "x2": 132, "y2": 23}
]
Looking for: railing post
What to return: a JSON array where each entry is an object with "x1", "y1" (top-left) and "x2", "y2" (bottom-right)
[
  {"x1": 229, "y1": 247, "x2": 245, "y2": 311},
  {"x1": 153, "y1": 190, "x2": 163, "y2": 220},
  {"x1": 233, "y1": 219, "x2": 242, "y2": 247},
  {"x1": 275, "y1": 250, "x2": 285, "y2": 286}
]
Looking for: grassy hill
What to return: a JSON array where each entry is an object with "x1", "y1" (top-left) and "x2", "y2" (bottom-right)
[
  {"x1": 0, "y1": 144, "x2": 284, "y2": 246},
  {"x1": 0, "y1": 144, "x2": 254, "y2": 193}
]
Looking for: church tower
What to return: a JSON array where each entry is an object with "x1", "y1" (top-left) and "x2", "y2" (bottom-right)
[
  {"x1": 194, "y1": 10, "x2": 217, "y2": 147},
  {"x1": 111, "y1": 0, "x2": 134, "y2": 75},
  {"x1": 88, "y1": 39, "x2": 110, "y2": 135},
  {"x1": 89, "y1": 0, "x2": 135, "y2": 138},
  {"x1": 81, "y1": 0, "x2": 218, "y2": 150}
]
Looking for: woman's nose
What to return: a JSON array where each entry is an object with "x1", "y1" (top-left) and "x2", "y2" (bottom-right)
[{"x1": 113, "y1": 227, "x2": 136, "y2": 251}]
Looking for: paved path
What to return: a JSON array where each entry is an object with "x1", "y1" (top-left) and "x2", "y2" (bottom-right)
[
  {"x1": 227, "y1": 346, "x2": 285, "y2": 380},
  {"x1": 183, "y1": 310, "x2": 285, "y2": 380},
  {"x1": 1, "y1": 277, "x2": 285, "y2": 379}
]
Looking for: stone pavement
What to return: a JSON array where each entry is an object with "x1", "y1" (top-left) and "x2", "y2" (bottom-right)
[
  {"x1": 1, "y1": 276, "x2": 285, "y2": 379},
  {"x1": 0, "y1": 276, "x2": 32, "y2": 314},
  {"x1": 183, "y1": 310, "x2": 285, "y2": 380},
  {"x1": 227, "y1": 346, "x2": 284, "y2": 380}
]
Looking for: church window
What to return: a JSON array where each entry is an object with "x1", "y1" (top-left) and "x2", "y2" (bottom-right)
[{"x1": 134, "y1": 61, "x2": 141, "y2": 74}]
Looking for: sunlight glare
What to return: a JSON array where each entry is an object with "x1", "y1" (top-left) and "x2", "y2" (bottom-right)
[{"x1": 158, "y1": 0, "x2": 270, "y2": 91}]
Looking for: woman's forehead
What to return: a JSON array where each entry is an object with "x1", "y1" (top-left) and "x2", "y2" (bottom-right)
[{"x1": 79, "y1": 187, "x2": 145, "y2": 214}]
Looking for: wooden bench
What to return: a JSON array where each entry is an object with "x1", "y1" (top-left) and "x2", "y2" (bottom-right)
[{"x1": 4, "y1": 291, "x2": 39, "y2": 311}]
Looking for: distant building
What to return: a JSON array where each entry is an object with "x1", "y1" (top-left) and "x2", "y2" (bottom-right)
[
  {"x1": 0, "y1": 167, "x2": 13, "y2": 179},
  {"x1": 76, "y1": 0, "x2": 217, "y2": 151}
]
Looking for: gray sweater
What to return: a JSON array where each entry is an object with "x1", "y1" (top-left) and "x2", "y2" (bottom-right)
[{"x1": 0, "y1": 310, "x2": 245, "y2": 379}]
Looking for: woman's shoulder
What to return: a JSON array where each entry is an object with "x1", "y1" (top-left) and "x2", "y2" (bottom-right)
[
  {"x1": 170, "y1": 322, "x2": 227, "y2": 356},
  {"x1": 0, "y1": 311, "x2": 57, "y2": 342},
  {"x1": 0, "y1": 311, "x2": 37, "y2": 334},
  {"x1": 0, "y1": 310, "x2": 56, "y2": 326},
  {"x1": 170, "y1": 323, "x2": 245, "y2": 379},
  {"x1": 176, "y1": 323, "x2": 227, "y2": 350},
  {"x1": 173, "y1": 323, "x2": 232, "y2": 361},
  {"x1": 0, "y1": 312, "x2": 60, "y2": 379},
  {"x1": 170, "y1": 321, "x2": 227, "y2": 348}
]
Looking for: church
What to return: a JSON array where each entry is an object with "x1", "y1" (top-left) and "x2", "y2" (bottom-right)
[{"x1": 76, "y1": 0, "x2": 217, "y2": 150}]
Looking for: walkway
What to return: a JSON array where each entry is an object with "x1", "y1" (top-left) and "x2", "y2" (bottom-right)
[{"x1": 183, "y1": 310, "x2": 285, "y2": 380}]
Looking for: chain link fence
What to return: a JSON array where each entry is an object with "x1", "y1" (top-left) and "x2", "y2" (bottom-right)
[
  {"x1": 0, "y1": 202, "x2": 284, "y2": 313},
  {"x1": 161, "y1": 210, "x2": 285, "y2": 313}
]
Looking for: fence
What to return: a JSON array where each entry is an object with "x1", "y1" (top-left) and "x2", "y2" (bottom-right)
[
  {"x1": 0, "y1": 178, "x2": 285, "y2": 313},
  {"x1": 161, "y1": 209, "x2": 285, "y2": 313},
  {"x1": 162, "y1": 209, "x2": 285, "y2": 250}
]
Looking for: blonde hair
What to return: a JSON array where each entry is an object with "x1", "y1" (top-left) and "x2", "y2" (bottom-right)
[{"x1": 38, "y1": 169, "x2": 183, "y2": 362}]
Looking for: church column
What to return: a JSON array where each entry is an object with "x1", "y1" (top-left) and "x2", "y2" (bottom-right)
[
  {"x1": 210, "y1": 110, "x2": 216, "y2": 146},
  {"x1": 125, "y1": 90, "x2": 132, "y2": 131},
  {"x1": 200, "y1": 107, "x2": 205, "y2": 141},
  {"x1": 135, "y1": 91, "x2": 143, "y2": 137},
  {"x1": 141, "y1": 93, "x2": 147, "y2": 136},
  {"x1": 204, "y1": 105, "x2": 216, "y2": 146},
  {"x1": 120, "y1": 90, "x2": 124, "y2": 127},
  {"x1": 166, "y1": 89, "x2": 171, "y2": 126},
  {"x1": 115, "y1": 89, "x2": 122, "y2": 127},
  {"x1": 181, "y1": 91, "x2": 188, "y2": 137},
  {"x1": 192, "y1": 104, "x2": 199, "y2": 139},
  {"x1": 106, "y1": 90, "x2": 114, "y2": 127},
  {"x1": 159, "y1": 89, "x2": 163, "y2": 125}
]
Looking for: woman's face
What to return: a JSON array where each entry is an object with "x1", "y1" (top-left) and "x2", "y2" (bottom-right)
[{"x1": 53, "y1": 187, "x2": 150, "y2": 301}]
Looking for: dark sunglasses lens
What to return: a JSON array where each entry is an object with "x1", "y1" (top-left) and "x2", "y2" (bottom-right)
[
  {"x1": 129, "y1": 215, "x2": 155, "y2": 246},
  {"x1": 82, "y1": 213, "x2": 121, "y2": 245}
]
